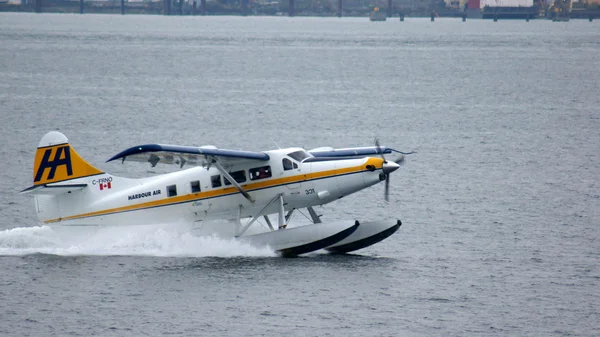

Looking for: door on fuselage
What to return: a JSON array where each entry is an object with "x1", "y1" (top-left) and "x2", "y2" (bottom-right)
[
  {"x1": 282, "y1": 157, "x2": 301, "y2": 190},
  {"x1": 281, "y1": 150, "x2": 311, "y2": 190},
  {"x1": 279, "y1": 150, "x2": 316, "y2": 207}
]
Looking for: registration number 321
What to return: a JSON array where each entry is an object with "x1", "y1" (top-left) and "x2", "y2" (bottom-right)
[{"x1": 305, "y1": 188, "x2": 315, "y2": 195}]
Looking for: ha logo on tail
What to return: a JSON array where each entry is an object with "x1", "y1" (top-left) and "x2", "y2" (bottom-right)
[{"x1": 23, "y1": 131, "x2": 104, "y2": 194}]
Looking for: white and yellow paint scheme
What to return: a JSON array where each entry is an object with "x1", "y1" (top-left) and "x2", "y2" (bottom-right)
[{"x1": 22, "y1": 131, "x2": 410, "y2": 256}]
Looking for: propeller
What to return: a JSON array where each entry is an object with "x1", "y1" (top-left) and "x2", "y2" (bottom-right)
[
  {"x1": 375, "y1": 139, "x2": 414, "y2": 202},
  {"x1": 375, "y1": 138, "x2": 391, "y2": 202}
]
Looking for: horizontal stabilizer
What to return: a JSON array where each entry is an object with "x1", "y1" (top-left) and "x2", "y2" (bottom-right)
[{"x1": 20, "y1": 183, "x2": 88, "y2": 195}]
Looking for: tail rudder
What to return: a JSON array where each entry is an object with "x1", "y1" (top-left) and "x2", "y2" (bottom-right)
[{"x1": 32, "y1": 131, "x2": 103, "y2": 186}]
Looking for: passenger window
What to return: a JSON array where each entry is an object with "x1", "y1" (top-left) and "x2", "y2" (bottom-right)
[
  {"x1": 211, "y1": 175, "x2": 222, "y2": 188},
  {"x1": 249, "y1": 166, "x2": 272, "y2": 181},
  {"x1": 167, "y1": 185, "x2": 177, "y2": 197},
  {"x1": 191, "y1": 180, "x2": 200, "y2": 193},
  {"x1": 282, "y1": 158, "x2": 293, "y2": 171},
  {"x1": 224, "y1": 170, "x2": 247, "y2": 185}
]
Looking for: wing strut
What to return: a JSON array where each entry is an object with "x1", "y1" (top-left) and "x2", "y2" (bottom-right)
[{"x1": 211, "y1": 160, "x2": 254, "y2": 203}]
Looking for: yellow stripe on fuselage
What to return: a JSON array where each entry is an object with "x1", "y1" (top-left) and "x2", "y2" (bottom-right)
[{"x1": 43, "y1": 157, "x2": 383, "y2": 224}]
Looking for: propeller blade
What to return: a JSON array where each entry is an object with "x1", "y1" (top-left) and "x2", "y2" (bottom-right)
[
  {"x1": 396, "y1": 154, "x2": 405, "y2": 165},
  {"x1": 384, "y1": 174, "x2": 390, "y2": 202},
  {"x1": 375, "y1": 138, "x2": 386, "y2": 162}
]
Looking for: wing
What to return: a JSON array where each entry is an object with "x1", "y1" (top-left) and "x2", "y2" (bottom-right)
[
  {"x1": 106, "y1": 144, "x2": 269, "y2": 169},
  {"x1": 308, "y1": 146, "x2": 413, "y2": 164}
]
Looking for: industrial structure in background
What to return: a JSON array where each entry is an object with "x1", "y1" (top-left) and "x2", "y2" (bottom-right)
[
  {"x1": 1, "y1": 0, "x2": 598, "y2": 20},
  {"x1": 478, "y1": 0, "x2": 543, "y2": 20}
]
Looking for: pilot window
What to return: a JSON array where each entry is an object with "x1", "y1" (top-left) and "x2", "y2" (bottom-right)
[
  {"x1": 167, "y1": 185, "x2": 177, "y2": 197},
  {"x1": 224, "y1": 170, "x2": 247, "y2": 186},
  {"x1": 191, "y1": 180, "x2": 200, "y2": 193},
  {"x1": 211, "y1": 175, "x2": 222, "y2": 188},
  {"x1": 249, "y1": 166, "x2": 272, "y2": 181},
  {"x1": 282, "y1": 158, "x2": 294, "y2": 171},
  {"x1": 288, "y1": 150, "x2": 311, "y2": 162}
]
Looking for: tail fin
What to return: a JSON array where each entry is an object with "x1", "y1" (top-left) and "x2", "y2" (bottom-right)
[{"x1": 31, "y1": 131, "x2": 103, "y2": 186}]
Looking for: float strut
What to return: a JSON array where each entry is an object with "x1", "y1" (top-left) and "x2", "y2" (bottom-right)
[
  {"x1": 263, "y1": 215, "x2": 274, "y2": 231},
  {"x1": 278, "y1": 194, "x2": 286, "y2": 229},
  {"x1": 307, "y1": 206, "x2": 322, "y2": 224},
  {"x1": 237, "y1": 193, "x2": 282, "y2": 237}
]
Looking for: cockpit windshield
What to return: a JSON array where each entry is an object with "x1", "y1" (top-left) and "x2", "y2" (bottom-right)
[{"x1": 287, "y1": 150, "x2": 312, "y2": 162}]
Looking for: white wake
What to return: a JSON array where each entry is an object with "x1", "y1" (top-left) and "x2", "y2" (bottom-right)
[{"x1": 0, "y1": 223, "x2": 276, "y2": 257}]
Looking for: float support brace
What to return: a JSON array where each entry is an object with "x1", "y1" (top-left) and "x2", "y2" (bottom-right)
[
  {"x1": 237, "y1": 194, "x2": 282, "y2": 237},
  {"x1": 307, "y1": 206, "x2": 322, "y2": 224}
]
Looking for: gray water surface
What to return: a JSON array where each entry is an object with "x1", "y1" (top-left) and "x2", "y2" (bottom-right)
[{"x1": 0, "y1": 14, "x2": 599, "y2": 336}]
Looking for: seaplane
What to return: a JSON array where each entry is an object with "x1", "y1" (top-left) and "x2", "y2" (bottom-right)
[{"x1": 21, "y1": 131, "x2": 413, "y2": 256}]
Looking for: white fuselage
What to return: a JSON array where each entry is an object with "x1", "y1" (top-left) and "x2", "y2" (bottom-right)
[{"x1": 36, "y1": 149, "x2": 386, "y2": 230}]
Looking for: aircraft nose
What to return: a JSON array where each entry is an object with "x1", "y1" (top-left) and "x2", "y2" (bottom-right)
[{"x1": 382, "y1": 161, "x2": 400, "y2": 174}]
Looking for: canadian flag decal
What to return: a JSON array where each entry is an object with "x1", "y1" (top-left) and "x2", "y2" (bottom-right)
[{"x1": 99, "y1": 182, "x2": 112, "y2": 191}]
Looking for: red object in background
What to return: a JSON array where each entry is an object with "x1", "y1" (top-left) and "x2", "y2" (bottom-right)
[{"x1": 468, "y1": 0, "x2": 481, "y2": 9}]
